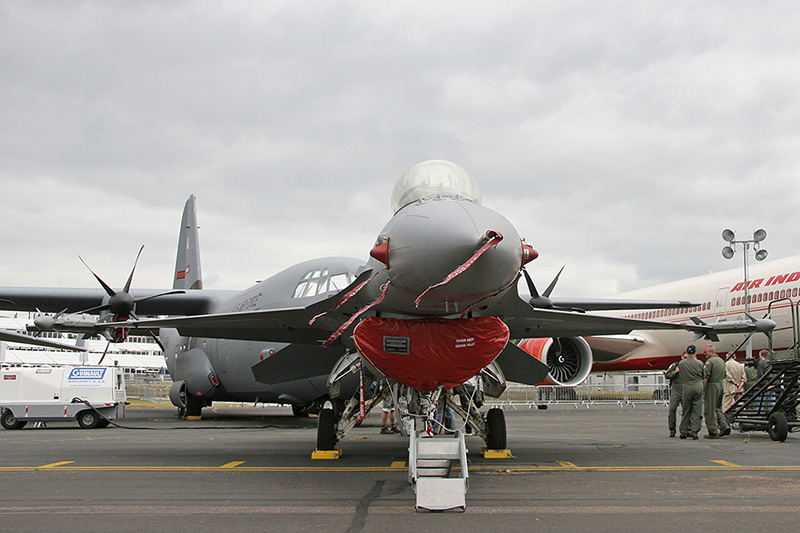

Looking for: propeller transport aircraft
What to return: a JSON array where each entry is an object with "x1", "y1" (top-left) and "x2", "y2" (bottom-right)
[{"x1": 0, "y1": 160, "x2": 774, "y2": 454}]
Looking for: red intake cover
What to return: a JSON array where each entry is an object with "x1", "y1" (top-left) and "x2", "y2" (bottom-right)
[{"x1": 353, "y1": 316, "x2": 509, "y2": 392}]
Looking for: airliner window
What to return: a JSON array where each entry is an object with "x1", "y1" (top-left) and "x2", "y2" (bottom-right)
[{"x1": 292, "y1": 269, "x2": 355, "y2": 298}]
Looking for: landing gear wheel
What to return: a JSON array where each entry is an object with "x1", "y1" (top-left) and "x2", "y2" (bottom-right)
[
  {"x1": 77, "y1": 410, "x2": 100, "y2": 429},
  {"x1": 185, "y1": 393, "x2": 203, "y2": 418},
  {"x1": 316, "y1": 408, "x2": 338, "y2": 450},
  {"x1": 1, "y1": 409, "x2": 27, "y2": 430},
  {"x1": 486, "y1": 408, "x2": 507, "y2": 450},
  {"x1": 177, "y1": 386, "x2": 187, "y2": 419},
  {"x1": 767, "y1": 411, "x2": 789, "y2": 442}
]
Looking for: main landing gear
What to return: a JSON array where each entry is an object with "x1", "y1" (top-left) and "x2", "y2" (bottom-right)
[{"x1": 313, "y1": 382, "x2": 507, "y2": 453}]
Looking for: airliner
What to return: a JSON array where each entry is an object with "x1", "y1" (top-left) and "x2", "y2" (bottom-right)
[{"x1": 518, "y1": 255, "x2": 799, "y2": 385}]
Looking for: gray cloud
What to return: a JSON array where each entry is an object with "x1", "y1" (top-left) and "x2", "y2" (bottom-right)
[{"x1": 1, "y1": 1, "x2": 798, "y2": 298}]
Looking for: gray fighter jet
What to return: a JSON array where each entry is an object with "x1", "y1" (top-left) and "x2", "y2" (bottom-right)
[{"x1": 0, "y1": 160, "x2": 737, "y2": 450}]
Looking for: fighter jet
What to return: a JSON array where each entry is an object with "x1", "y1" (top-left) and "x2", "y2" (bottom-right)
[{"x1": 0, "y1": 160, "x2": 750, "y2": 450}]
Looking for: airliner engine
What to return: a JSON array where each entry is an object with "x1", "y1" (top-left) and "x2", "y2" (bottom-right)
[{"x1": 517, "y1": 337, "x2": 593, "y2": 386}]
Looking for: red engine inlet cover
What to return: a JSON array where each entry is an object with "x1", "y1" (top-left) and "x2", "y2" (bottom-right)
[{"x1": 353, "y1": 316, "x2": 509, "y2": 392}]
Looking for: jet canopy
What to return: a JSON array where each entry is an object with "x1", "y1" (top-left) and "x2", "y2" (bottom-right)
[{"x1": 391, "y1": 160, "x2": 482, "y2": 213}]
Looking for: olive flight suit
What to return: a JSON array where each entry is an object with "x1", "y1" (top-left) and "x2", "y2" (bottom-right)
[
  {"x1": 704, "y1": 354, "x2": 730, "y2": 436},
  {"x1": 665, "y1": 361, "x2": 683, "y2": 437},
  {"x1": 678, "y1": 357, "x2": 704, "y2": 438}
]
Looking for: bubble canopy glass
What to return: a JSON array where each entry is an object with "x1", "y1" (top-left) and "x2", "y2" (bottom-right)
[{"x1": 391, "y1": 160, "x2": 482, "y2": 213}]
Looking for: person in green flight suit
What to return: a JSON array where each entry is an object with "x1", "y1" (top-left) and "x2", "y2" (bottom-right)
[
  {"x1": 678, "y1": 345, "x2": 704, "y2": 440},
  {"x1": 665, "y1": 351, "x2": 689, "y2": 437},
  {"x1": 702, "y1": 344, "x2": 730, "y2": 438}
]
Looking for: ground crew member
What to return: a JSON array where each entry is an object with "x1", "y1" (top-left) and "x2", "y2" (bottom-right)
[
  {"x1": 665, "y1": 351, "x2": 688, "y2": 437},
  {"x1": 723, "y1": 354, "x2": 746, "y2": 411},
  {"x1": 678, "y1": 345, "x2": 704, "y2": 440},
  {"x1": 756, "y1": 349, "x2": 772, "y2": 379},
  {"x1": 744, "y1": 356, "x2": 758, "y2": 390},
  {"x1": 703, "y1": 344, "x2": 730, "y2": 438}
]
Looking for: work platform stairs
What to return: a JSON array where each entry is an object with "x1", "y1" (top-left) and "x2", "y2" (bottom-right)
[
  {"x1": 727, "y1": 358, "x2": 800, "y2": 439},
  {"x1": 408, "y1": 429, "x2": 469, "y2": 512}
]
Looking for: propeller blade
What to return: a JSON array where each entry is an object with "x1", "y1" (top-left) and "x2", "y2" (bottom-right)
[
  {"x1": 522, "y1": 268, "x2": 539, "y2": 299},
  {"x1": 543, "y1": 266, "x2": 565, "y2": 298},
  {"x1": 97, "y1": 341, "x2": 111, "y2": 365},
  {"x1": 146, "y1": 329, "x2": 165, "y2": 351},
  {"x1": 523, "y1": 268, "x2": 553, "y2": 309},
  {"x1": 133, "y1": 290, "x2": 186, "y2": 305},
  {"x1": 123, "y1": 245, "x2": 145, "y2": 294},
  {"x1": 79, "y1": 255, "x2": 116, "y2": 297}
]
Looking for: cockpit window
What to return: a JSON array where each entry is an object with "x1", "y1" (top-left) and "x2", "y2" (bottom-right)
[
  {"x1": 390, "y1": 159, "x2": 481, "y2": 213},
  {"x1": 292, "y1": 268, "x2": 355, "y2": 299}
]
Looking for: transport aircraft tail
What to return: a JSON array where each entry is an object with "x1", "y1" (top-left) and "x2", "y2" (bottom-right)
[{"x1": 173, "y1": 195, "x2": 203, "y2": 290}]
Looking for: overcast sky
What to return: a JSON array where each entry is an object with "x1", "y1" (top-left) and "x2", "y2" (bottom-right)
[{"x1": 1, "y1": 1, "x2": 798, "y2": 298}]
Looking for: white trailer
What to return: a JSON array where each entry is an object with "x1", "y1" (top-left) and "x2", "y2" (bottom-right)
[{"x1": 0, "y1": 365, "x2": 126, "y2": 429}]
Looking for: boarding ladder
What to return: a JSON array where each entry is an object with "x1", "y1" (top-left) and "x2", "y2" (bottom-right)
[
  {"x1": 726, "y1": 359, "x2": 800, "y2": 440},
  {"x1": 408, "y1": 429, "x2": 469, "y2": 512}
]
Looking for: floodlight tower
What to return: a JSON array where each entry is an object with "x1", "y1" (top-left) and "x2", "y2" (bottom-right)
[{"x1": 721, "y1": 228, "x2": 768, "y2": 314}]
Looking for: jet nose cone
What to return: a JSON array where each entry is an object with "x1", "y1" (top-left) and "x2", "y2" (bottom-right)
[{"x1": 378, "y1": 197, "x2": 523, "y2": 313}]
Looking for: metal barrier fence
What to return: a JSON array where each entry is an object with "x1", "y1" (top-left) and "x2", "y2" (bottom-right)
[
  {"x1": 488, "y1": 383, "x2": 670, "y2": 408},
  {"x1": 125, "y1": 381, "x2": 672, "y2": 407},
  {"x1": 125, "y1": 382, "x2": 171, "y2": 403}
]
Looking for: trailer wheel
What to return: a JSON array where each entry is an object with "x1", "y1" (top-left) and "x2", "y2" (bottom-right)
[
  {"x1": 767, "y1": 412, "x2": 789, "y2": 442},
  {"x1": 77, "y1": 410, "x2": 100, "y2": 429},
  {"x1": 1, "y1": 409, "x2": 27, "y2": 430}
]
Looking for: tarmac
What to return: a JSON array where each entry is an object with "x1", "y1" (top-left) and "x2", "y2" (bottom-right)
[{"x1": 1, "y1": 402, "x2": 799, "y2": 532}]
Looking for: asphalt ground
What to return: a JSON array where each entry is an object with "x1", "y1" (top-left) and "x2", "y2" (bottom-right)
[{"x1": 1, "y1": 403, "x2": 799, "y2": 532}]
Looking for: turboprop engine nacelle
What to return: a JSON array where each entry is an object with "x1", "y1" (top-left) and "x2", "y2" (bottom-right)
[{"x1": 518, "y1": 337, "x2": 593, "y2": 387}]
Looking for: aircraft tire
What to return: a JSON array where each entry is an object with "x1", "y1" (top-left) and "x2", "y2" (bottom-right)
[
  {"x1": 768, "y1": 411, "x2": 789, "y2": 442},
  {"x1": 77, "y1": 410, "x2": 100, "y2": 429},
  {"x1": 316, "y1": 408, "x2": 338, "y2": 450},
  {"x1": 486, "y1": 408, "x2": 507, "y2": 450},
  {"x1": 185, "y1": 393, "x2": 203, "y2": 418},
  {"x1": 1, "y1": 409, "x2": 27, "y2": 430}
]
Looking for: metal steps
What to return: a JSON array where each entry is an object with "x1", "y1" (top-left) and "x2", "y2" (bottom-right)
[{"x1": 408, "y1": 430, "x2": 468, "y2": 512}]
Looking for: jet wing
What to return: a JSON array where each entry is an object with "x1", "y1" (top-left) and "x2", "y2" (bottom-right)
[
  {"x1": 549, "y1": 297, "x2": 698, "y2": 311},
  {"x1": 124, "y1": 281, "x2": 695, "y2": 345},
  {"x1": 115, "y1": 268, "x2": 377, "y2": 345},
  {"x1": 501, "y1": 307, "x2": 690, "y2": 338},
  {"x1": 0, "y1": 330, "x2": 86, "y2": 352},
  {"x1": 0, "y1": 287, "x2": 239, "y2": 316},
  {"x1": 484, "y1": 286, "x2": 694, "y2": 339}
]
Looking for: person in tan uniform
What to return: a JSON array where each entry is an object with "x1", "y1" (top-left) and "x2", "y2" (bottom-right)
[{"x1": 723, "y1": 354, "x2": 746, "y2": 412}]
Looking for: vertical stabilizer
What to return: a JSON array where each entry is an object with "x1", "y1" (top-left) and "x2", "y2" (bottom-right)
[{"x1": 173, "y1": 195, "x2": 203, "y2": 290}]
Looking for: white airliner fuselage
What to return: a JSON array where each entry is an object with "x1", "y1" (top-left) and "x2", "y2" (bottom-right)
[{"x1": 589, "y1": 255, "x2": 800, "y2": 371}]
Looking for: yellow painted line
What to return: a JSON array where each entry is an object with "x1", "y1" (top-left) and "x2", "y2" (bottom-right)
[
  {"x1": 711, "y1": 460, "x2": 742, "y2": 468},
  {"x1": 218, "y1": 461, "x2": 245, "y2": 469},
  {"x1": 3, "y1": 463, "x2": 800, "y2": 473},
  {"x1": 37, "y1": 461, "x2": 74, "y2": 469}
]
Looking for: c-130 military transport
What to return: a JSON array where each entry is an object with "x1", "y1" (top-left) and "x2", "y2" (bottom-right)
[{"x1": 0, "y1": 160, "x2": 768, "y2": 452}]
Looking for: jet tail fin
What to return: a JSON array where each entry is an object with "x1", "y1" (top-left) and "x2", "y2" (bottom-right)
[{"x1": 173, "y1": 195, "x2": 203, "y2": 290}]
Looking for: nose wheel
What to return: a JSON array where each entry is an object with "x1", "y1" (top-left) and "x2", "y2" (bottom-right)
[{"x1": 485, "y1": 408, "x2": 506, "y2": 450}]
